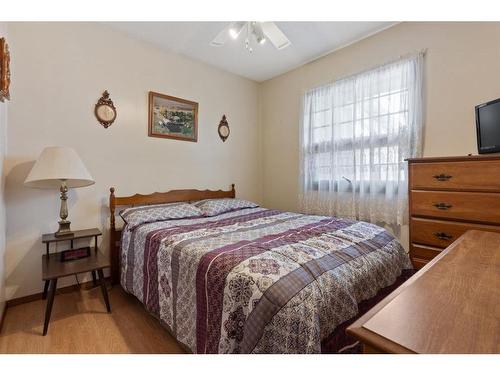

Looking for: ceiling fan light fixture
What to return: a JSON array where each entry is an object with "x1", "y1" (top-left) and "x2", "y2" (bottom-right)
[
  {"x1": 228, "y1": 21, "x2": 245, "y2": 40},
  {"x1": 210, "y1": 21, "x2": 291, "y2": 52},
  {"x1": 252, "y1": 22, "x2": 267, "y2": 45},
  {"x1": 229, "y1": 28, "x2": 239, "y2": 39}
]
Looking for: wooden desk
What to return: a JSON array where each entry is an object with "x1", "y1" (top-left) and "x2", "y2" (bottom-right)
[{"x1": 347, "y1": 230, "x2": 500, "y2": 354}]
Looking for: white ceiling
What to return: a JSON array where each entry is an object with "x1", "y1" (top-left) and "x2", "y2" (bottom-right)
[{"x1": 103, "y1": 22, "x2": 395, "y2": 82}]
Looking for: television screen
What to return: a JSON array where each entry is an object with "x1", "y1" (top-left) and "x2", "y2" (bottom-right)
[{"x1": 476, "y1": 98, "x2": 500, "y2": 154}]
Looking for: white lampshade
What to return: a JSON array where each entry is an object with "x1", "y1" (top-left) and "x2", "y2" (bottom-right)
[{"x1": 24, "y1": 146, "x2": 95, "y2": 189}]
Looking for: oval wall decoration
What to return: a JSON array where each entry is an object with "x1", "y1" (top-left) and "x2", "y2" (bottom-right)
[
  {"x1": 218, "y1": 114, "x2": 230, "y2": 142},
  {"x1": 95, "y1": 90, "x2": 117, "y2": 128}
]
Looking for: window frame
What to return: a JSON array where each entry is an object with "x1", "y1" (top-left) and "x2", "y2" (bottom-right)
[{"x1": 303, "y1": 65, "x2": 412, "y2": 193}]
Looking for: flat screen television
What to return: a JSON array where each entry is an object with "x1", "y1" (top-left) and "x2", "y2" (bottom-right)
[{"x1": 476, "y1": 98, "x2": 500, "y2": 154}]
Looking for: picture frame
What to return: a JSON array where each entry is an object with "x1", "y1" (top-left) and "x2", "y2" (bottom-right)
[
  {"x1": 148, "y1": 91, "x2": 198, "y2": 142},
  {"x1": 0, "y1": 37, "x2": 11, "y2": 102}
]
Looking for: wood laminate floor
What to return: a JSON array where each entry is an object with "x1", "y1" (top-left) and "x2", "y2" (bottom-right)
[{"x1": 0, "y1": 285, "x2": 186, "y2": 353}]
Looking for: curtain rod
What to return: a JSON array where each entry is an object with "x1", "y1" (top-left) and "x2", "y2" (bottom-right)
[{"x1": 306, "y1": 49, "x2": 427, "y2": 93}]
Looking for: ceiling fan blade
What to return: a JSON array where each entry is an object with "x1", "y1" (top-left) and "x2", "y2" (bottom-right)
[
  {"x1": 210, "y1": 22, "x2": 246, "y2": 47},
  {"x1": 261, "y1": 22, "x2": 291, "y2": 50},
  {"x1": 210, "y1": 24, "x2": 232, "y2": 46}
]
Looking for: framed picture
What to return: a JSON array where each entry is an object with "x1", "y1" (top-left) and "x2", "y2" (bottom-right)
[
  {"x1": 148, "y1": 91, "x2": 198, "y2": 142},
  {"x1": 0, "y1": 37, "x2": 11, "y2": 102}
]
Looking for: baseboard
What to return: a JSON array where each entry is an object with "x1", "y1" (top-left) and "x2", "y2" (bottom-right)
[{"x1": 6, "y1": 277, "x2": 111, "y2": 308}]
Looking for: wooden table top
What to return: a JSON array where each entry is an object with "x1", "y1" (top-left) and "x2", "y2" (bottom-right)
[
  {"x1": 42, "y1": 249, "x2": 110, "y2": 280},
  {"x1": 347, "y1": 230, "x2": 500, "y2": 354},
  {"x1": 42, "y1": 228, "x2": 102, "y2": 243}
]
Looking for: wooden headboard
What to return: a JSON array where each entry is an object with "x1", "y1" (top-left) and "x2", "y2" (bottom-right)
[{"x1": 108, "y1": 184, "x2": 235, "y2": 284}]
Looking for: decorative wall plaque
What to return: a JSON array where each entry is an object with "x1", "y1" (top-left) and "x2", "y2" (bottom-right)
[
  {"x1": 218, "y1": 114, "x2": 230, "y2": 142},
  {"x1": 94, "y1": 90, "x2": 117, "y2": 128}
]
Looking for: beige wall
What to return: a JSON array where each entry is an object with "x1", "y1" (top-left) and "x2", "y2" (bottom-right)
[
  {"x1": 5, "y1": 21, "x2": 500, "y2": 300},
  {"x1": 0, "y1": 22, "x2": 7, "y2": 319},
  {"x1": 260, "y1": 22, "x2": 500, "y2": 215},
  {"x1": 4, "y1": 23, "x2": 261, "y2": 299}
]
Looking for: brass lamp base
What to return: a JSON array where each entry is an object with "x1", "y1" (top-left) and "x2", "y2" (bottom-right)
[
  {"x1": 55, "y1": 220, "x2": 73, "y2": 237},
  {"x1": 54, "y1": 180, "x2": 73, "y2": 237}
]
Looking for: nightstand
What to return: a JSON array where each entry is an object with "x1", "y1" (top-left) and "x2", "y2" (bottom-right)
[{"x1": 41, "y1": 228, "x2": 111, "y2": 336}]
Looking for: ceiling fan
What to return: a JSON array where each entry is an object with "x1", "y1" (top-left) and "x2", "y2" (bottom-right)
[{"x1": 210, "y1": 22, "x2": 291, "y2": 53}]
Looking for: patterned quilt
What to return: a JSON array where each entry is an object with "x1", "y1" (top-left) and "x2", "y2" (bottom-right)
[{"x1": 120, "y1": 207, "x2": 412, "y2": 353}]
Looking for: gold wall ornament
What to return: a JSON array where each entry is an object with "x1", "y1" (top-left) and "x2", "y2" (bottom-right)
[
  {"x1": 0, "y1": 37, "x2": 11, "y2": 102},
  {"x1": 94, "y1": 90, "x2": 117, "y2": 128},
  {"x1": 218, "y1": 114, "x2": 230, "y2": 142}
]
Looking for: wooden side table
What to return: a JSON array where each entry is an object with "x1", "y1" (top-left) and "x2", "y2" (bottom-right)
[{"x1": 41, "y1": 228, "x2": 111, "y2": 336}]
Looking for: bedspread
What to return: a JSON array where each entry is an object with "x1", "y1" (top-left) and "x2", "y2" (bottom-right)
[{"x1": 120, "y1": 207, "x2": 412, "y2": 353}]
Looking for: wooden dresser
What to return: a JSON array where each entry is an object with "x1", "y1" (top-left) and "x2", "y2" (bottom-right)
[
  {"x1": 407, "y1": 155, "x2": 500, "y2": 269},
  {"x1": 347, "y1": 230, "x2": 500, "y2": 353}
]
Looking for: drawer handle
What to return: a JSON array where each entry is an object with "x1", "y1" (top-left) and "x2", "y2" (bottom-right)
[
  {"x1": 433, "y1": 202, "x2": 453, "y2": 210},
  {"x1": 433, "y1": 174, "x2": 452, "y2": 181},
  {"x1": 433, "y1": 232, "x2": 453, "y2": 240}
]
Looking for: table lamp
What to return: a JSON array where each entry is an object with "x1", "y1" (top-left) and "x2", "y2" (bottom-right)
[{"x1": 24, "y1": 146, "x2": 95, "y2": 237}]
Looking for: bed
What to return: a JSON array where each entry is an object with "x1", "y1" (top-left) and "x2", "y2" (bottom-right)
[{"x1": 109, "y1": 185, "x2": 413, "y2": 354}]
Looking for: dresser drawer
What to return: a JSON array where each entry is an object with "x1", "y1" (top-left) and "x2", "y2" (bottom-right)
[
  {"x1": 410, "y1": 217, "x2": 500, "y2": 248},
  {"x1": 409, "y1": 160, "x2": 500, "y2": 191},
  {"x1": 411, "y1": 243, "x2": 442, "y2": 261},
  {"x1": 411, "y1": 190, "x2": 500, "y2": 224},
  {"x1": 410, "y1": 256, "x2": 430, "y2": 270}
]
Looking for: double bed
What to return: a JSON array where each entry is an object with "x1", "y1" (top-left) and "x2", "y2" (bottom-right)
[{"x1": 109, "y1": 185, "x2": 413, "y2": 354}]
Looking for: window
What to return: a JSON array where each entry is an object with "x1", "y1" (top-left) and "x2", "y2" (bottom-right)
[{"x1": 299, "y1": 53, "x2": 423, "y2": 226}]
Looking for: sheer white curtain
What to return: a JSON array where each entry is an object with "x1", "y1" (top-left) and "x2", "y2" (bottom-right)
[{"x1": 299, "y1": 53, "x2": 424, "y2": 227}]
